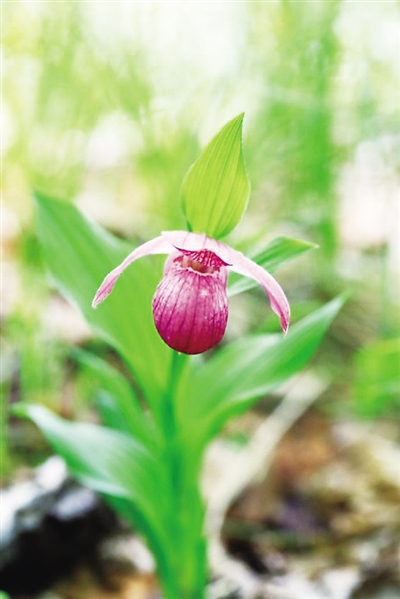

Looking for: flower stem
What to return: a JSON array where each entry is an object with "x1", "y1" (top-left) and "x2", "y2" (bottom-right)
[{"x1": 159, "y1": 351, "x2": 207, "y2": 599}]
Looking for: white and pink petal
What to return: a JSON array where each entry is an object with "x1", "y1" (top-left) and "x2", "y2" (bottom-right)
[
  {"x1": 92, "y1": 235, "x2": 173, "y2": 307},
  {"x1": 224, "y1": 247, "x2": 290, "y2": 333}
]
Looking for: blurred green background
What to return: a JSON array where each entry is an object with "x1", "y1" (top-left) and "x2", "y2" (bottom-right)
[{"x1": 2, "y1": 0, "x2": 400, "y2": 478}]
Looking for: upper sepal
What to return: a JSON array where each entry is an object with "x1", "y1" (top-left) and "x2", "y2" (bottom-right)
[{"x1": 181, "y1": 113, "x2": 251, "y2": 239}]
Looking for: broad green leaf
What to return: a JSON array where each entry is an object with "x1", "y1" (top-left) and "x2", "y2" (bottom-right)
[
  {"x1": 181, "y1": 113, "x2": 250, "y2": 239},
  {"x1": 15, "y1": 404, "x2": 171, "y2": 553},
  {"x1": 34, "y1": 192, "x2": 173, "y2": 404},
  {"x1": 74, "y1": 350, "x2": 158, "y2": 447},
  {"x1": 179, "y1": 295, "x2": 346, "y2": 447},
  {"x1": 228, "y1": 236, "x2": 318, "y2": 297}
]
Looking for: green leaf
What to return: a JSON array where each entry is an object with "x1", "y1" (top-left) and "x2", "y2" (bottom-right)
[
  {"x1": 34, "y1": 192, "x2": 173, "y2": 405},
  {"x1": 16, "y1": 404, "x2": 176, "y2": 586},
  {"x1": 15, "y1": 404, "x2": 171, "y2": 551},
  {"x1": 181, "y1": 113, "x2": 250, "y2": 239},
  {"x1": 15, "y1": 404, "x2": 160, "y2": 502},
  {"x1": 74, "y1": 350, "x2": 158, "y2": 447},
  {"x1": 179, "y1": 295, "x2": 346, "y2": 447},
  {"x1": 228, "y1": 236, "x2": 318, "y2": 296}
]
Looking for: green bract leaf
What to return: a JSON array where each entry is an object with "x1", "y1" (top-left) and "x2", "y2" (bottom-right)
[
  {"x1": 181, "y1": 113, "x2": 250, "y2": 239},
  {"x1": 34, "y1": 192, "x2": 173, "y2": 405},
  {"x1": 228, "y1": 236, "x2": 318, "y2": 296},
  {"x1": 179, "y1": 295, "x2": 346, "y2": 448}
]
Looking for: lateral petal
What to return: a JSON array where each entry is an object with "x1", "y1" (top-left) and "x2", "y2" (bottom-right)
[
  {"x1": 226, "y1": 247, "x2": 290, "y2": 333},
  {"x1": 92, "y1": 235, "x2": 172, "y2": 307}
]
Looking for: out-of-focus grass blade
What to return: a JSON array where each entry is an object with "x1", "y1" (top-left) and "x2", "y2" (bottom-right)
[{"x1": 228, "y1": 236, "x2": 318, "y2": 297}]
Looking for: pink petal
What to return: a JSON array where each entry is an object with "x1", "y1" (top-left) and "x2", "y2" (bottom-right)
[
  {"x1": 92, "y1": 235, "x2": 172, "y2": 307},
  {"x1": 227, "y1": 248, "x2": 290, "y2": 333},
  {"x1": 161, "y1": 231, "x2": 290, "y2": 333}
]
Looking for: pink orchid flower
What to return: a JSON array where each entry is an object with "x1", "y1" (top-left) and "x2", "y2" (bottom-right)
[{"x1": 92, "y1": 231, "x2": 290, "y2": 355}]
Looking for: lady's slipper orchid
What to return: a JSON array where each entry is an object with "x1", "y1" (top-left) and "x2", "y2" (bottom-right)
[{"x1": 93, "y1": 231, "x2": 290, "y2": 355}]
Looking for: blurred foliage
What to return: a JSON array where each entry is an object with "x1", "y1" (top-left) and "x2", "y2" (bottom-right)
[
  {"x1": 2, "y1": 0, "x2": 400, "y2": 479},
  {"x1": 353, "y1": 338, "x2": 400, "y2": 419}
]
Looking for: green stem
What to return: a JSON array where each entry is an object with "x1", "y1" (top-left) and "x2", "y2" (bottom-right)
[
  {"x1": 164, "y1": 350, "x2": 186, "y2": 437},
  {"x1": 159, "y1": 351, "x2": 207, "y2": 599}
]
